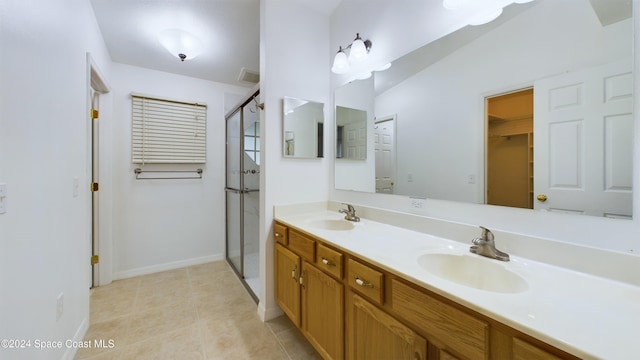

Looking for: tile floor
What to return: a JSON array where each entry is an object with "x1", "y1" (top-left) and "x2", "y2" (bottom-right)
[{"x1": 75, "y1": 260, "x2": 320, "y2": 359}]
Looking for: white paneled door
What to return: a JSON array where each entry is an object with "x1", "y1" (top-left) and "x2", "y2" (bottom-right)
[
  {"x1": 375, "y1": 117, "x2": 396, "y2": 194},
  {"x1": 533, "y1": 59, "x2": 633, "y2": 218}
]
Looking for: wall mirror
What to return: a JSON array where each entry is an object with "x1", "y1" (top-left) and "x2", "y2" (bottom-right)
[
  {"x1": 283, "y1": 97, "x2": 324, "y2": 158},
  {"x1": 333, "y1": 0, "x2": 633, "y2": 218}
]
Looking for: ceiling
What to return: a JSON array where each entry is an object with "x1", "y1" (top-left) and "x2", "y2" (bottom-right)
[
  {"x1": 91, "y1": 0, "x2": 627, "y2": 89},
  {"x1": 90, "y1": 0, "x2": 342, "y2": 88},
  {"x1": 91, "y1": 0, "x2": 252, "y2": 88}
]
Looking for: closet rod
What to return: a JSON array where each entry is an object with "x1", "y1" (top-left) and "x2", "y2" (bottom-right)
[{"x1": 134, "y1": 168, "x2": 203, "y2": 180}]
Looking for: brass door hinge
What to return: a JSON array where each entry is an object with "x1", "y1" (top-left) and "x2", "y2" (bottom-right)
[
  {"x1": 91, "y1": 109, "x2": 99, "y2": 119},
  {"x1": 91, "y1": 255, "x2": 99, "y2": 265},
  {"x1": 91, "y1": 182, "x2": 99, "y2": 192}
]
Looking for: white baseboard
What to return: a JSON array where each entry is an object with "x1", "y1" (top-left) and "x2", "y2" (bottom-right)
[
  {"x1": 112, "y1": 254, "x2": 224, "y2": 280},
  {"x1": 258, "y1": 301, "x2": 284, "y2": 322},
  {"x1": 61, "y1": 316, "x2": 90, "y2": 360}
]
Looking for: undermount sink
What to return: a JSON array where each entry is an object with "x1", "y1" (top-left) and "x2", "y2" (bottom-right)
[
  {"x1": 417, "y1": 253, "x2": 528, "y2": 293},
  {"x1": 307, "y1": 219, "x2": 355, "y2": 231}
]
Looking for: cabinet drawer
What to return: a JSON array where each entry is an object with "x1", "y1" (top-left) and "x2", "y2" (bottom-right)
[
  {"x1": 289, "y1": 230, "x2": 316, "y2": 262},
  {"x1": 347, "y1": 259, "x2": 383, "y2": 305},
  {"x1": 513, "y1": 338, "x2": 562, "y2": 360},
  {"x1": 316, "y1": 243, "x2": 343, "y2": 279},
  {"x1": 274, "y1": 223, "x2": 288, "y2": 245},
  {"x1": 391, "y1": 279, "x2": 488, "y2": 360}
]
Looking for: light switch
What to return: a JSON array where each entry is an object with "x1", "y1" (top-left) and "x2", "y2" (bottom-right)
[{"x1": 0, "y1": 183, "x2": 7, "y2": 214}]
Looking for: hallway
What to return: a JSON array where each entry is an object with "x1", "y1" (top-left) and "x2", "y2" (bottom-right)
[{"x1": 76, "y1": 261, "x2": 319, "y2": 359}]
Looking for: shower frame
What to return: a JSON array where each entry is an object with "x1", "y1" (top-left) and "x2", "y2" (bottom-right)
[{"x1": 225, "y1": 87, "x2": 261, "y2": 303}]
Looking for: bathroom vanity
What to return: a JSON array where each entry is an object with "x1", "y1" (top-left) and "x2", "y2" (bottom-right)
[{"x1": 274, "y1": 203, "x2": 640, "y2": 360}]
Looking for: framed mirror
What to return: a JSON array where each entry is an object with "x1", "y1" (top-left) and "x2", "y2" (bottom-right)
[
  {"x1": 333, "y1": 0, "x2": 633, "y2": 218},
  {"x1": 283, "y1": 97, "x2": 324, "y2": 158}
]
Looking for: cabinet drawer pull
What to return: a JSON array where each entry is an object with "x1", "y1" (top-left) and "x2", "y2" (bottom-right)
[
  {"x1": 291, "y1": 266, "x2": 297, "y2": 281},
  {"x1": 355, "y1": 276, "x2": 373, "y2": 288},
  {"x1": 275, "y1": 232, "x2": 282, "y2": 237},
  {"x1": 321, "y1": 257, "x2": 336, "y2": 267}
]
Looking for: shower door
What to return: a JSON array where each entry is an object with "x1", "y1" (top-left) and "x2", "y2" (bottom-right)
[{"x1": 225, "y1": 91, "x2": 260, "y2": 301}]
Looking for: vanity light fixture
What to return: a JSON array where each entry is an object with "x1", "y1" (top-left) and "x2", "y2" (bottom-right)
[
  {"x1": 331, "y1": 33, "x2": 373, "y2": 74},
  {"x1": 443, "y1": 0, "x2": 536, "y2": 26},
  {"x1": 157, "y1": 28, "x2": 204, "y2": 61}
]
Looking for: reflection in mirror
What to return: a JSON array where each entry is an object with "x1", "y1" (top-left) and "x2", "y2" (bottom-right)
[
  {"x1": 334, "y1": 0, "x2": 633, "y2": 218},
  {"x1": 336, "y1": 106, "x2": 367, "y2": 160},
  {"x1": 334, "y1": 76, "x2": 375, "y2": 191},
  {"x1": 282, "y1": 97, "x2": 324, "y2": 158}
]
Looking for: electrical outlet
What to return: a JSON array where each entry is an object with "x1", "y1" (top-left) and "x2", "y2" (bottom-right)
[
  {"x1": 410, "y1": 197, "x2": 425, "y2": 209},
  {"x1": 56, "y1": 293, "x2": 64, "y2": 321}
]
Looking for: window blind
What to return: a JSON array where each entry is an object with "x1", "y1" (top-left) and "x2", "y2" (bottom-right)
[{"x1": 131, "y1": 94, "x2": 207, "y2": 164}]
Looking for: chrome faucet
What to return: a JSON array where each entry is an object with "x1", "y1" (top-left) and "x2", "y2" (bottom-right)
[
  {"x1": 339, "y1": 203, "x2": 360, "y2": 222},
  {"x1": 470, "y1": 226, "x2": 510, "y2": 262}
]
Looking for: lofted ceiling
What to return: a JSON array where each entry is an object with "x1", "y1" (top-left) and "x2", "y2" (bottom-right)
[
  {"x1": 90, "y1": 0, "x2": 341, "y2": 88},
  {"x1": 91, "y1": 0, "x2": 627, "y2": 89}
]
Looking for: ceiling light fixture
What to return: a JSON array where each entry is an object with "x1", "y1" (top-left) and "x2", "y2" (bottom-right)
[
  {"x1": 331, "y1": 33, "x2": 373, "y2": 74},
  {"x1": 443, "y1": 0, "x2": 536, "y2": 26},
  {"x1": 157, "y1": 29, "x2": 204, "y2": 62}
]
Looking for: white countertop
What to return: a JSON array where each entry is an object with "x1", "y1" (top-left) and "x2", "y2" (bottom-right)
[{"x1": 274, "y1": 204, "x2": 640, "y2": 360}]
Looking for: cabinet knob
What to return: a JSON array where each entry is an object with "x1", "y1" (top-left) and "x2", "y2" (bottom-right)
[
  {"x1": 354, "y1": 276, "x2": 373, "y2": 288},
  {"x1": 321, "y1": 258, "x2": 336, "y2": 267},
  {"x1": 275, "y1": 232, "x2": 282, "y2": 237}
]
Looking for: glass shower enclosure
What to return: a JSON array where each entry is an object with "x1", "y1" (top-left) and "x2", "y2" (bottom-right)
[{"x1": 225, "y1": 90, "x2": 261, "y2": 302}]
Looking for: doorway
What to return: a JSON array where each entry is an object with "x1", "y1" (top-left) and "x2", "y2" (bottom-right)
[
  {"x1": 374, "y1": 115, "x2": 396, "y2": 194},
  {"x1": 225, "y1": 90, "x2": 261, "y2": 302},
  {"x1": 486, "y1": 88, "x2": 533, "y2": 209}
]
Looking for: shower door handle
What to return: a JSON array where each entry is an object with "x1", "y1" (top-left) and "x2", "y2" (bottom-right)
[{"x1": 225, "y1": 188, "x2": 258, "y2": 194}]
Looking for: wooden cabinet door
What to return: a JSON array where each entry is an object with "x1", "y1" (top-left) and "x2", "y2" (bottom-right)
[
  {"x1": 275, "y1": 243, "x2": 301, "y2": 326},
  {"x1": 348, "y1": 292, "x2": 427, "y2": 360},
  {"x1": 301, "y1": 261, "x2": 344, "y2": 360}
]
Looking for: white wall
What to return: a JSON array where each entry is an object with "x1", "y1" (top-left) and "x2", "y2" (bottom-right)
[
  {"x1": 0, "y1": 0, "x2": 112, "y2": 358},
  {"x1": 331, "y1": 0, "x2": 640, "y2": 255},
  {"x1": 259, "y1": 0, "x2": 331, "y2": 320},
  {"x1": 110, "y1": 63, "x2": 250, "y2": 279}
]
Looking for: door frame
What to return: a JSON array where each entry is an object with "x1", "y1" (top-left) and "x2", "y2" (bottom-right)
[
  {"x1": 86, "y1": 53, "x2": 110, "y2": 288},
  {"x1": 224, "y1": 87, "x2": 260, "y2": 303}
]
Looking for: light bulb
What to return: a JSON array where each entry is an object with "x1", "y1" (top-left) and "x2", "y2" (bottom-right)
[
  {"x1": 331, "y1": 48, "x2": 350, "y2": 74},
  {"x1": 348, "y1": 34, "x2": 368, "y2": 63},
  {"x1": 158, "y1": 29, "x2": 204, "y2": 61}
]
